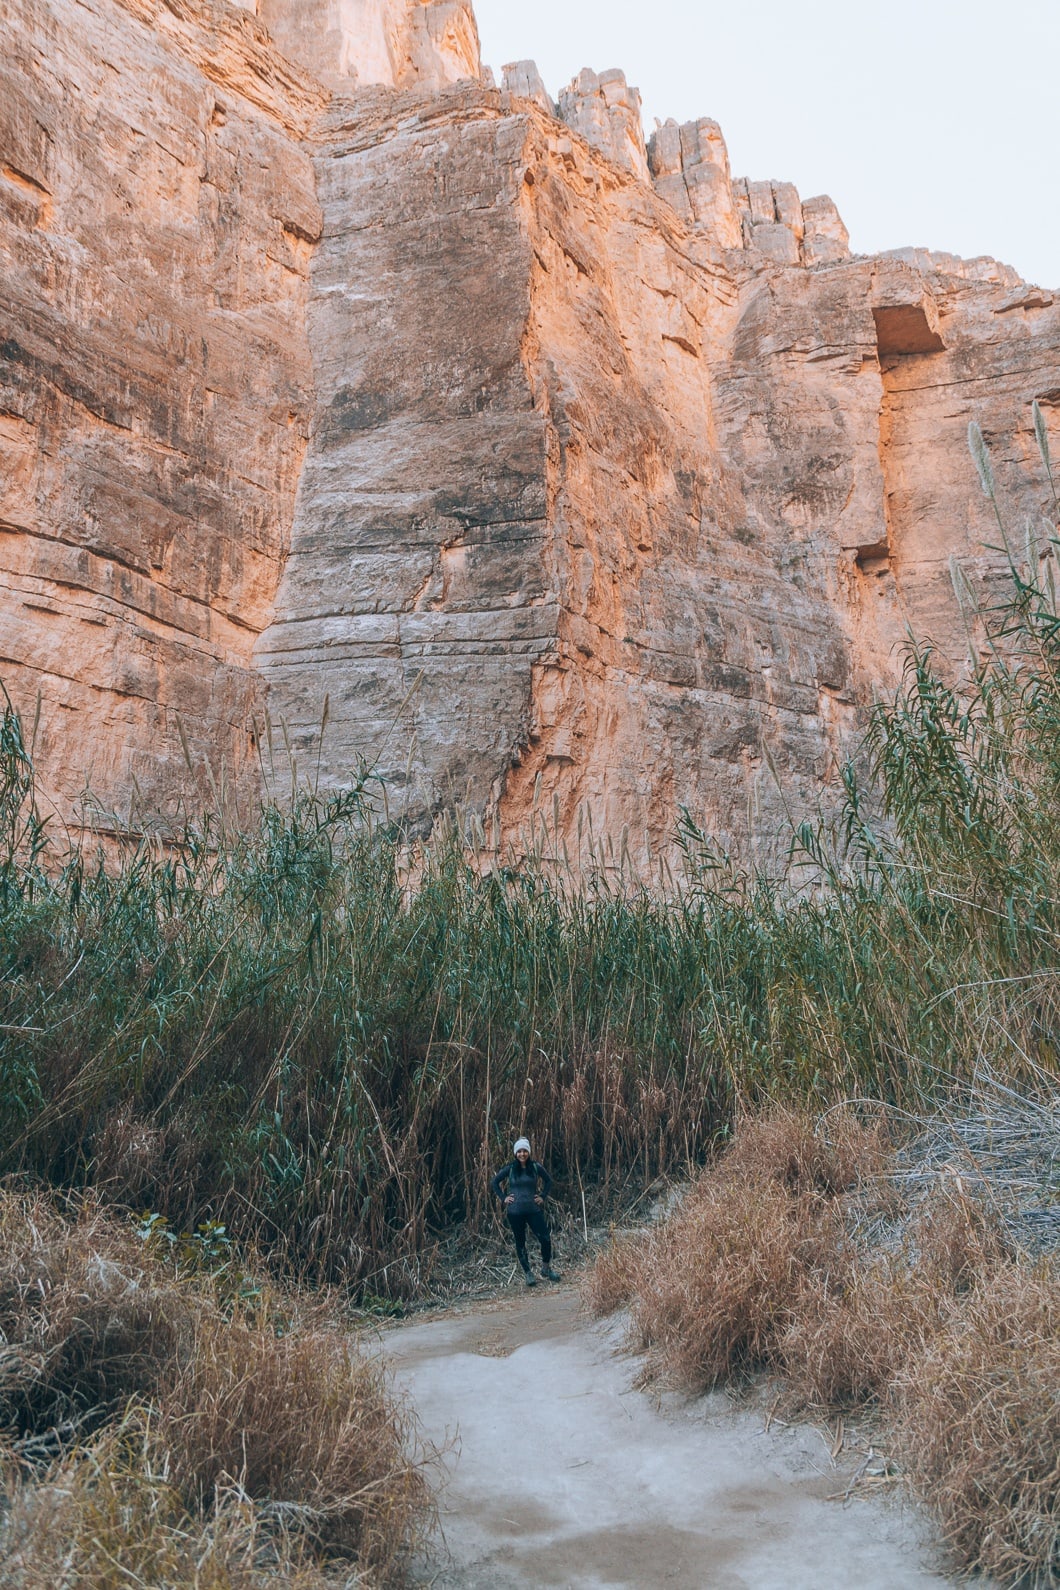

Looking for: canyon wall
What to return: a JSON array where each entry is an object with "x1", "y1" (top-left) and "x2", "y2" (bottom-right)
[
  {"x1": 257, "y1": 0, "x2": 481, "y2": 94},
  {"x1": 0, "y1": 0, "x2": 324, "y2": 825},
  {"x1": 2, "y1": 0, "x2": 1058, "y2": 853}
]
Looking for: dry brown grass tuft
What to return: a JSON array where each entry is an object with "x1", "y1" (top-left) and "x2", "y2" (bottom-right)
[
  {"x1": 587, "y1": 1105, "x2": 1060, "y2": 1585},
  {"x1": 777, "y1": 1186, "x2": 1013, "y2": 1411},
  {"x1": 717, "y1": 1106, "x2": 892, "y2": 1197},
  {"x1": 894, "y1": 1262, "x2": 1060, "y2": 1589},
  {"x1": 0, "y1": 1188, "x2": 433, "y2": 1586},
  {"x1": 907, "y1": 1180, "x2": 1012, "y2": 1293},
  {"x1": 0, "y1": 1413, "x2": 344, "y2": 1590},
  {"x1": 580, "y1": 1230, "x2": 644, "y2": 1318},
  {"x1": 775, "y1": 1252, "x2": 940, "y2": 1405},
  {"x1": 160, "y1": 1309, "x2": 431, "y2": 1572},
  {"x1": 0, "y1": 1186, "x2": 189, "y2": 1438},
  {"x1": 584, "y1": 1109, "x2": 885, "y2": 1393},
  {"x1": 625, "y1": 1176, "x2": 851, "y2": 1391}
]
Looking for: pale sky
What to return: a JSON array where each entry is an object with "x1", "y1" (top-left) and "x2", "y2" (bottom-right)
[{"x1": 473, "y1": 0, "x2": 1057, "y2": 289}]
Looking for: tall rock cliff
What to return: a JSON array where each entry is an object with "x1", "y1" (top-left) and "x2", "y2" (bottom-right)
[
  {"x1": 2, "y1": 0, "x2": 1058, "y2": 853},
  {"x1": 0, "y1": 0, "x2": 325, "y2": 824}
]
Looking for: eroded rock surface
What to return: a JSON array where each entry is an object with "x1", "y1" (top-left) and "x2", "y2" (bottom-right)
[
  {"x1": 0, "y1": 0, "x2": 322, "y2": 822},
  {"x1": 254, "y1": 86, "x2": 555, "y2": 825},
  {"x1": 258, "y1": 0, "x2": 483, "y2": 94},
  {"x1": 1, "y1": 0, "x2": 1058, "y2": 853}
]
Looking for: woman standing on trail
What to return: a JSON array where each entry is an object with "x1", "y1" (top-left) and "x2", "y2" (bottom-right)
[{"x1": 491, "y1": 1137, "x2": 561, "y2": 1287}]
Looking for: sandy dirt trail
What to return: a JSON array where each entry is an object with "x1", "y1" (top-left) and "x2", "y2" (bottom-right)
[{"x1": 383, "y1": 1285, "x2": 984, "y2": 1590}]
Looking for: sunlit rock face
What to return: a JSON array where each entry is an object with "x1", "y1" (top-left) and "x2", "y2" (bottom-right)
[
  {"x1": 2, "y1": 0, "x2": 1058, "y2": 856},
  {"x1": 0, "y1": 0, "x2": 324, "y2": 826},
  {"x1": 558, "y1": 68, "x2": 649, "y2": 183},
  {"x1": 258, "y1": 0, "x2": 482, "y2": 91}
]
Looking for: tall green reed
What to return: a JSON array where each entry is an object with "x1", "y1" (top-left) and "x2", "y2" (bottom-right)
[{"x1": 0, "y1": 414, "x2": 1057, "y2": 1291}]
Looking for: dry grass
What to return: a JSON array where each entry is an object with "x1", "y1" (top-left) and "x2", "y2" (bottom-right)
[
  {"x1": 895, "y1": 1263, "x2": 1060, "y2": 1590},
  {"x1": 624, "y1": 1176, "x2": 849, "y2": 1391},
  {"x1": 0, "y1": 1186, "x2": 190, "y2": 1439},
  {"x1": 585, "y1": 1106, "x2": 1060, "y2": 1587},
  {"x1": 160, "y1": 1311, "x2": 431, "y2": 1570},
  {"x1": 0, "y1": 1414, "x2": 339, "y2": 1590},
  {"x1": 0, "y1": 1187, "x2": 433, "y2": 1587},
  {"x1": 580, "y1": 1230, "x2": 644, "y2": 1318},
  {"x1": 587, "y1": 1110, "x2": 885, "y2": 1392},
  {"x1": 585, "y1": 1110, "x2": 890, "y2": 1342},
  {"x1": 775, "y1": 1257, "x2": 915, "y2": 1408},
  {"x1": 906, "y1": 1181, "x2": 1013, "y2": 1293},
  {"x1": 715, "y1": 1108, "x2": 892, "y2": 1198},
  {"x1": 778, "y1": 1184, "x2": 1015, "y2": 1409}
]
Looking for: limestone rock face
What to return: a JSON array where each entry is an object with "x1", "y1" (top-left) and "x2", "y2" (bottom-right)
[
  {"x1": 252, "y1": 77, "x2": 1060, "y2": 857},
  {"x1": 253, "y1": 86, "x2": 555, "y2": 824},
  {"x1": 649, "y1": 118, "x2": 741, "y2": 248},
  {"x1": 258, "y1": 0, "x2": 482, "y2": 91},
  {"x1": 558, "y1": 69, "x2": 650, "y2": 183},
  {"x1": 802, "y1": 195, "x2": 850, "y2": 264},
  {"x1": 646, "y1": 115, "x2": 849, "y2": 270},
  {"x1": 502, "y1": 60, "x2": 554, "y2": 116},
  {"x1": 2, "y1": 0, "x2": 1058, "y2": 858},
  {"x1": 0, "y1": 0, "x2": 322, "y2": 824}
]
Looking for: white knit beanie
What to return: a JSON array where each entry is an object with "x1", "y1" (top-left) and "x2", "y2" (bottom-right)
[{"x1": 513, "y1": 1137, "x2": 531, "y2": 1155}]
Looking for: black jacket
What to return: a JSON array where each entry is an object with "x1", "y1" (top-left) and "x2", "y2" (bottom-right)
[{"x1": 491, "y1": 1158, "x2": 552, "y2": 1215}]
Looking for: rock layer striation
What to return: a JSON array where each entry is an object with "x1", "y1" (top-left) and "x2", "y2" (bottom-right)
[{"x1": 2, "y1": 0, "x2": 1058, "y2": 853}]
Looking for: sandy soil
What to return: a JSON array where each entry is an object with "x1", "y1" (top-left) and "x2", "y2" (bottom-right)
[{"x1": 382, "y1": 1284, "x2": 985, "y2": 1590}]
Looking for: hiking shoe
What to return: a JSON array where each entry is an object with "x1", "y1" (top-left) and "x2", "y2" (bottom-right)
[
  {"x1": 541, "y1": 1266, "x2": 562, "y2": 1282},
  {"x1": 523, "y1": 1270, "x2": 537, "y2": 1287}
]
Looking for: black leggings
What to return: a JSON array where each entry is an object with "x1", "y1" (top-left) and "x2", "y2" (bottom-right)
[{"x1": 507, "y1": 1209, "x2": 552, "y2": 1271}]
